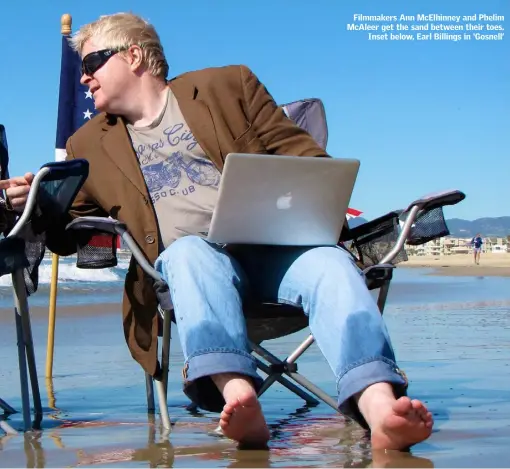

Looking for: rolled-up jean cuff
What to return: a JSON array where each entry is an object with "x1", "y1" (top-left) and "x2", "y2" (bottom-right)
[
  {"x1": 182, "y1": 350, "x2": 263, "y2": 413},
  {"x1": 337, "y1": 357, "x2": 408, "y2": 430}
]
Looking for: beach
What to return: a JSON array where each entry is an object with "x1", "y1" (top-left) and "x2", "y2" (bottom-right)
[
  {"x1": 400, "y1": 252, "x2": 510, "y2": 277},
  {"x1": 1, "y1": 258, "x2": 510, "y2": 467}
]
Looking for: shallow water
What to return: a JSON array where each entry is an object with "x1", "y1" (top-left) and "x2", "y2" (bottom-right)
[{"x1": 1, "y1": 267, "x2": 510, "y2": 467}]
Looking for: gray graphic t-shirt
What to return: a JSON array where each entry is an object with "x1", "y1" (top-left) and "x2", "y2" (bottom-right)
[{"x1": 127, "y1": 89, "x2": 221, "y2": 249}]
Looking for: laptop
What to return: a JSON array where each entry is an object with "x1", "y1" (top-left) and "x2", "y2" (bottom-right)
[{"x1": 182, "y1": 153, "x2": 360, "y2": 246}]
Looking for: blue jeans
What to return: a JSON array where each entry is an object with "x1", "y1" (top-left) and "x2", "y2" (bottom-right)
[{"x1": 154, "y1": 236, "x2": 407, "y2": 425}]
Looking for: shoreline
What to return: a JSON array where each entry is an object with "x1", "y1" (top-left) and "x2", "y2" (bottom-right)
[
  {"x1": 0, "y1": 303, "x2": 120, "y2": 323},
  {"x1": 400, "y1": 264, "x2": 510, "y2": 277},
  {"x1": 399, "y1": 253, "x2": 510, "y2": 277}
]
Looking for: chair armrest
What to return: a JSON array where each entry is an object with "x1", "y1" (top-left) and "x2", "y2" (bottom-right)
[
  {"x1": 343, "y1": 189, "x2": 465, "y2": 267},
  {"x1": 381, "y1": 188, "x2": 465, "y2": 261},
  {"x1": 8, "y1": 159, "x2": 89, "y2": 238},
  {"x1": 66, "y1": 216, "x2": 128, "y2": 236},
  {"x1": 402, "y1": 189, "x2": 466, "y2": 213},
  {"x1": 400, "y1": 189, "x2": 465, "y2": 246}
]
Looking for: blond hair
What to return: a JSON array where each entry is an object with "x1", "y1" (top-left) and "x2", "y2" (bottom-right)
[{"x1": 70, "y1": 12, "x2": 168, "y2": 80}]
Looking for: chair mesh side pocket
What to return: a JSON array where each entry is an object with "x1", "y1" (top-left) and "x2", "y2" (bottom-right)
[
  {"x1": 76, "y1": 233, "x2": 118, "y2": 269},
  {"x1": 23, "y1": 235, "x2": 46, "y2": 295},
  {"x1": 350, "y1": 214, "x2": 408, "y2": 267},
  {"x1": 0, "y1": 237, "x2": 29, "y2": 277},
  {"x1": 406, "y1": 206, "x2": 450, "y2": 246}
]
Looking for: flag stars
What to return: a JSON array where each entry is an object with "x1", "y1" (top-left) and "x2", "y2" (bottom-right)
[
  {"x1": 83, "y1": 109, "x2": 93, "y2": 120},
  {"x1": 85, "y1": 90, "x2": 93, "y2": 99}
]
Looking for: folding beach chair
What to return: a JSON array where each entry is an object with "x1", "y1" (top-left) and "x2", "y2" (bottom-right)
[
  {"x1": 0, "y1": 146, "x2": 89, "y2": 434},
  {"x1": 63, "y1": 99, "x2": 466, "y2": 431}
]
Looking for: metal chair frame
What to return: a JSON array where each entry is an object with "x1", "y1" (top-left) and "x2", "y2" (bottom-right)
[{"x1": 66, "y1": 189, "x2": 465, "y2": 431}]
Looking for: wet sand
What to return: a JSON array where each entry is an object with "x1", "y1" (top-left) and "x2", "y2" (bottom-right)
[
  {"x1": 0, "y1": 302, "x2": 120, "y2": 323},
  {"x1": 2, "y1": 271, "x2": 510, "y2": 466},
  {"x1": 400, "y1": 253, "x2": 510, "y2": 277}
]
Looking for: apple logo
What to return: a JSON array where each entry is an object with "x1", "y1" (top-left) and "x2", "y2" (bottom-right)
[{"x1": 276, "y1": 192, "x2": 292, "y2": 210}]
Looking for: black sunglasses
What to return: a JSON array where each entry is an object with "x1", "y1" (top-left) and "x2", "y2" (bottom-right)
[{"x1": 81, "y1": 48, "x2": 127, "y2": 76}]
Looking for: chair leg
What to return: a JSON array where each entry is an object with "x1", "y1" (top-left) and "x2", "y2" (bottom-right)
[
  {"x1": 16, "y1": 279, "x2": 42, "y2": 421},
  {"x1": 13, "y1": 270, "x2": 43, "y2": 426},
  {"x1": 153, "y1": 308, "x2": 172, "y2": 432},
  {"x1": 377, "y1": 281, "x2": 391, "y2": 314},
  {"x1": 286, "y1": 371, "x2": 339, "y2": 412},
  {"x1": 0, "y1": 398, "x2": 17, "y2": 415},
  {"x1": 250, "y1": 337, "x2": 339, "y2": 412},
  {"x1": 155, "y1": 380, "x2": 171, "y2": 431},
  {"x1": 145, "y1": 373, "x2": 155, "y2": 413},
  {"x1": 255, "y1": 359, "x2": 319, "y2": 406},
  {"x1": 251, "y1": 338, "x2": 318, "y2": 403},
  {"x1": 0, "y1": 419, "x2": 17, "y2": 435},
  {"x1": 13, "y1": 309, "x2": 31, "y2": 432},
  {"x1": 160, "y1": 309, "x2": 171, "y2": 399}
]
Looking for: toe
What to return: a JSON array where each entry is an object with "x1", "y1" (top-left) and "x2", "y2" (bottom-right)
[
  {"x1": 411, "y1": 399, "x2": 425, "y2": 411},
  {"x1": 222, "y1": 402, "x2": 236, "y2": 414},
  {"x1": 393, "y1": 396, "x2": 413, "y2": 415},
  {"x1": 219, "y1": 419, "x2": 228, "y2": 430},
  {"x1": 220, "y1": 409, "x2": 233, "y2": 422},
  {"x1": 411, "y1": 399, "x2": 431, "y2": 420}
]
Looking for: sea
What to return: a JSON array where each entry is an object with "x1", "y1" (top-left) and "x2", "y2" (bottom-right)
[{"x1": 1, "y1": 256, "x2": 510, "y2": 467}]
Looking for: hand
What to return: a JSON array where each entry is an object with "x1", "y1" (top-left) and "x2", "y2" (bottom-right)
[{"x1": 0, "y1": 172, "x2": 35, "y2": 212}]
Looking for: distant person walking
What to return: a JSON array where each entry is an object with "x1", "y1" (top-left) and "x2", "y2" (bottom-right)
[{"x1": 470, "y1": 233, "x2": 483, "y2": 264}]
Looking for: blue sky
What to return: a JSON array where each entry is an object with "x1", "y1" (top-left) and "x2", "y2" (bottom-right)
[{"x1": 1, "y1": 0, "x2": 508, "y2": 220}]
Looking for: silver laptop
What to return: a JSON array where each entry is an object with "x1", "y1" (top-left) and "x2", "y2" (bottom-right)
[{"x1": 184, "y1": 153, "x2": 360, "y2": 246}]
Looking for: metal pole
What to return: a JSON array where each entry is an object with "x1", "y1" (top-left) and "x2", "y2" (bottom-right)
[
  {"x1": 46, "y1": 13, "x2": 72, "y2": 380},
  {"x1": 45, "y1": 253, "x2": 59, "y2": 378}
]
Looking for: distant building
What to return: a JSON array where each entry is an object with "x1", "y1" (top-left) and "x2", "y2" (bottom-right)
[{"x1": 405, "y1": 235, "x2": 509, "y2": 256}]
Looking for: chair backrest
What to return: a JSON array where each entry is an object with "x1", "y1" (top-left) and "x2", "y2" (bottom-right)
[
  {"x1": 0, "y1": 124, "x2": 8, "y2": 181},
  {"x1": 281, "y1": 98, "x2": 328, "y2": 150},
  {"x1": 0, "y1": 124, "x2": 15, "y2": 237},
  {"x1": 2, "y1": 159, "x2": 90, "y2": 295}
]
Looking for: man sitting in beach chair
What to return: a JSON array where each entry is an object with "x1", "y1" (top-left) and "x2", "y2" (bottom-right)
[{"x1": 1, "y1": 12, "x2": 433, "y2": 449}]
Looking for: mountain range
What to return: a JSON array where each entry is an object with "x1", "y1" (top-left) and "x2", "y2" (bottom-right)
[{"x1": 349, "y1": 216, "x2": 510, "y2": 239}]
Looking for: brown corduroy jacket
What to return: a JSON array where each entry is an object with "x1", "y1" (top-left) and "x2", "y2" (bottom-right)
[{"x1": 47, "y1": 64, "x2": 329, "y2": 377}]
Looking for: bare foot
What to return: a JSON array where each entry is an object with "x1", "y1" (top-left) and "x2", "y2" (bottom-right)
[
  {"x1": 212, "y1": 373, "x2": 270, "y2": 448},
  {"x1": 219, "y1": 390, "x2": 270, "y2": 448},
  {"x1": 356, "y1": 382, "x2": 433, "y2": 451},
  {"x1": 371, "y1": 397, "x2": 433, "y2": 450}
]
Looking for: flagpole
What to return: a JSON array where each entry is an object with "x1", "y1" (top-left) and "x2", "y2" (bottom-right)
[{"x1": 45, "y1": 13, "x2": 72, "y2": 380}]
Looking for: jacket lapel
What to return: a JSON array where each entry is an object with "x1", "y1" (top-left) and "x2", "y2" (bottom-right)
[
  {"x1": 99, "y1": 74, "x2": 223, "y2": 197},
  {"x1": 100, "y1": 116, "x2": 149, "y2": 197},
  {"x1": 169, "y1": 78, "x2": 224, "y2": 171}
]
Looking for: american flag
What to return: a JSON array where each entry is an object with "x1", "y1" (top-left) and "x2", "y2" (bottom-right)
[
  {"x1": 55, "y1": 35, "x2": 98, "y2": 162},
  {"x1": 346, "y1": 207, "x2": 363, "y2": 220}
]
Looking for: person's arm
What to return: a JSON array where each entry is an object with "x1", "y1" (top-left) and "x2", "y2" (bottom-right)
[{"x1": 239, "y1": 65, "x2": 330, "y2": 158}]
